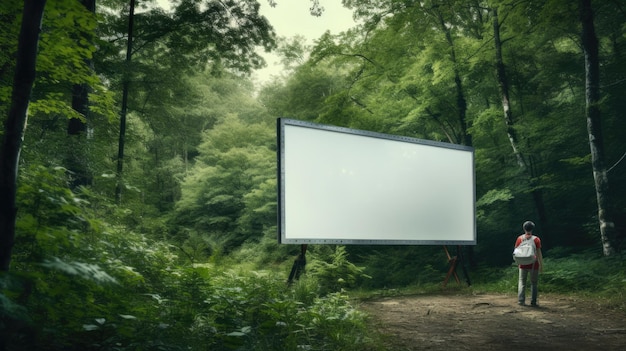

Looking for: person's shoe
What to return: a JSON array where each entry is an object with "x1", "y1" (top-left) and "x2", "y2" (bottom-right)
[
  {"x1": 518, "y1": 302, "x2": 526, "y2": 306},
  {"x1": 530, "y1": 302, "x2": 538, "y2": 307}
]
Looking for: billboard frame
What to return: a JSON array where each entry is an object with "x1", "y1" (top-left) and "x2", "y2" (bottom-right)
[{"x1": 277, "y1": 118, "x2": 476, "y2": 246}]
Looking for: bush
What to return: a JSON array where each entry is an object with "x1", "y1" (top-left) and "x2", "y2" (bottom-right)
[
  {"x1": 307, "y1": 246, "x2": 371, "y2": 295},
  {"x1": 191, "y1": 269, "x2": 378, "y2": 351},
  {"x1": 470, "y1": 250, "x2": 626, "y2": 304}
]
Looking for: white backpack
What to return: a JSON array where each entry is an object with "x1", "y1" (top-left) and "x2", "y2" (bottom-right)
[{"x1": 513, "y1": 235, "x2": 536, "y2": 265}]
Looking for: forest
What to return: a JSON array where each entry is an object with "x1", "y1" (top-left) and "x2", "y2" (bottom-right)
[{"x1": 1, "y1": 0, "x2": 625, "y2": 350}]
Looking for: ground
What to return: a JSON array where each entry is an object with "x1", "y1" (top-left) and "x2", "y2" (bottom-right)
[{"x1": 360, "y1": 292, "x2": 626, "y2": 351}]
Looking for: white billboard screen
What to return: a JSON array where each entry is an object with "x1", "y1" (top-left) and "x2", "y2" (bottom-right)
[{"x1": 277, "y1": 118, "x2": 476, "y2": 245}]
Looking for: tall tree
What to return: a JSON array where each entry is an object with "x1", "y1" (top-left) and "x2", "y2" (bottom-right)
[
  {"x1": 314, "y1": 0, "x2": 476, "y2": 144},
  {"x1": 432, "y1": 3, "x2": 471, "y2": 147},
  {"x1": 67, "y1": 0, "x2": 96, "y2": 188},
  {"x1": 491, "y1": 5, "x2": 547, "y2": 227},
  {"x1": 107, "y1": 0, "x2": 276, "y2": 203},
  {"x1": 0, "y1": 0, "x2": 47, "y2": 271},
  {"x1": 580, "y1": 0, "x2": 617, "y2": 255},
  {"x1": 115, "y1": 0, "x2": 136, "y2": 204}
]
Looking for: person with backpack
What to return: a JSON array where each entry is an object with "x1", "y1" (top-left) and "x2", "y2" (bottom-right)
[{"x1": 514, "y1": 220, "x2": 543, "y2": 306}]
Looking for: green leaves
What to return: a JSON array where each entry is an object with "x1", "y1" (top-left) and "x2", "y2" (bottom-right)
[
  {"x1": 41, "y1": 257, "x2": 118, "y2": 284},
  {"x1": 174, "y1": 113, "x2": 276, "y2": 250},
  {"x1": 0, "y1": 277, "x2": 30, "y2": 323},
  {"x1": 476, "y1": 188, "x2": 514, "y2": 208},
  {"x1": 308, "y1": 246, "x2": 370, "y2": 295},
  {"x1": 36, "y1": 0, "x2": 98, "y2": 85},
  {"x1": 117, "y1": 0, "x2": 276, "y2": 74},
  {"x1": 191, "y1": 269, "x2": 373, "y2": 350}
]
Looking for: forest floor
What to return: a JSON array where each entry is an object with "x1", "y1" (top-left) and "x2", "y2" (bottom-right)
[{"x1": 360, "y1": 291, "x2": 626, "y2": 351}]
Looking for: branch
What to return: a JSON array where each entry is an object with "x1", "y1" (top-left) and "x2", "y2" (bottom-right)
[{"x1": 608, "y1": 150, "x2": 626, "y2": 173}]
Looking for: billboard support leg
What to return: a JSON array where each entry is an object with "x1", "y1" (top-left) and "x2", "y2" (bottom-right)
[
  {"x1": 288, "y1": 244, "x2": 308, "y2": 284},
  {"x1": 443, "y1": 245, "x2": 471, "y2": 287},
  {"x1": 457, "y1": 245, "x2": 472, "y2": 286},
  {"x1": 442, "y1": 245, "x2": 460, "y2": 287}
]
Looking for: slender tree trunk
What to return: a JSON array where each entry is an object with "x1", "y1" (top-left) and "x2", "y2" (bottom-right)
[
  {"x1": 493, "y1": 9, "x2": 524, "y2": 168},
  {"x1": 115, "y1": 0, "x2": 136, "y2": 204},
  {"x1": 67, "y1": 0, "x2": 96, "y2": 188},
  {"x1": 432, "y1": 8, "x2": 474, "y2": 266},
  {"x1": 0, "y1": 0, "x2": 47, "y2": 272},
  {"x1": 68, "y1": 84, "x2": 89, "y2": 136},
  {"x1": 580, "y1": 0, "x2": 617, "y2": 256},
  {"x1": 435, "y1": 10, "x2": 471, "y2": 146},
  {"x1": 492, "y1": 8, "x2": 548, "y2": 228}
]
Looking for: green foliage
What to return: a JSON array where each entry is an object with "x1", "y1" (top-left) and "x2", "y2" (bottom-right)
[
  {"x1": 259, "y1": 37, "x2": 349, "y2": 123},
  {"x1": 539, "y1": 253, "x2": 626, "y2": 294},
  {"x1": 182, "y1": 269, "x2": 375, "y2": 351},
  {"x1": 40, "y1": 257, "x2": 118, "y2": 284},
  {"x1": 476, "y1": 188, "x2": 515, "y2": 224},
  {"x1": 1, "y1": 164, "x2": 379, "y2": 350},
  {"x1": 471, "y1": 251, "x2": 626, "y2": 308},
  {"x1": 307, "y1": 246, "x2": 371, "y2": 295},
  {"x1": 229, "y1": 231, "x2": 296, "y2": 267},
  {"x1": 476, "y1": 188, "x2": 514, "y2": 208},
  {"x1": 0, "y1": 274, "x2": 30, "y2": 322},
  {"x1": 349, "y1": 246, "x2": 448, "y2": 289},
  {"x1": 173, "y1": 113, "x2": 276, "y2": 251}
]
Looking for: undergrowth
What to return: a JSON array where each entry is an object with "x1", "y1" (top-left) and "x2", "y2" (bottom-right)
[
  {"x1": 348, "y1": 250, "x2": 626, "y2": 313},
  {"x1": 446, "y1": 252, "x2": 626, "y2": 311}
]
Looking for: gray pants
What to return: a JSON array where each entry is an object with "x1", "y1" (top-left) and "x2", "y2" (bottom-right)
[{"x1": 518, "y1": 268, "x2": 539, "y2": 305}]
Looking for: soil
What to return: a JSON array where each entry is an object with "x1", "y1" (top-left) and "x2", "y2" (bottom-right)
[{"x1": 360, "y1": 292, "x2": 626, "y2": 351}]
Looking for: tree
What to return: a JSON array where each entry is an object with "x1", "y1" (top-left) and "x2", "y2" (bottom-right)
[
  {"x1": 580, "y1": 0, "x2": 617, "y2": 255},
  {"x1": 315, "y1": 0, "x2": 477, "y2": 144},
  {"x1": 172, "y1": 114, "x2": 275, "y2": 255},
  {"x1": 66, "y1": 0, "x2": 96, "y2": 189},
  {"x1": 115, "y1": 0, "x2": 137, "y2": 204},
  {"x1": 141, "y1": 73, "x2": 262, "y2": 212},
  {"x1": 0, "y1": 0, "x2": 47, "y2": 271},
  {"x1": 491, "y1": 5, "x2": 548, "y2": 228},
  {"x1": 105, "y1": 0, "x2": 277, "y2": 203},
  {"x1": 300, "y1": 0, "x2": 623, "y2": 256}
]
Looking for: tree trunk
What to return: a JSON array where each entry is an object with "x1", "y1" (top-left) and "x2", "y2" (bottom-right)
[
  {"x1": 492, "y1": 8, "x2": 548, "y2": 228},
  {"x1": 0, "y1": 0, "x2": 47, "y2": 272},
  {"x1": 115, "y1": 0, "x2": 136, "y2": 204},
  {"x1": 435, "y1": 10, "x2": 471, "y2": 147},
  {"x1": 432, "y1": 8, "x2": 474, "y2": 266},
  {"x1": 493, "y1": 9, "x2": 523, "y2": 168},
  {"x1": 67, "y1": 0, "x2": 96, "y2": 188},
  {"x1": 580, "y1": 0, "x2": 617, "y2": 256}
]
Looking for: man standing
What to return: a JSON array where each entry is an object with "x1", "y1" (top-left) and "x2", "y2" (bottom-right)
[{"x1": 515, "y1": 221, "x2": 543, "y2": 306}]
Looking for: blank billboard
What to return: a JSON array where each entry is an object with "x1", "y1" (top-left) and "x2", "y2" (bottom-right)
[{"x1": 277, "y1": 118, "x2": 475, "y2": 245}]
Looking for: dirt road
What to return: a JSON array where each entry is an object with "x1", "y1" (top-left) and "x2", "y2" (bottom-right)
[{"x1": 360, "y1": 292, "x2": 626, "y2": 350}]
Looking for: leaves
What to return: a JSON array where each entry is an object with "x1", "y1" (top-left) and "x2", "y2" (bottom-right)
[
  {"x1": 307, "y1": 246, "x2": 370, "y2": 295},
  {"x1": 174, "y1": 113, "x2": 276, "y2": 249},
  {"x1": 41, "y1": 257, "x2": 118, "y2": 284},
  {"x1": 476, "y1": 188, "x2": 514, "y2": 207},
  {"x1": 0, "y1": 292, "x2": 30, "y2": 322}
]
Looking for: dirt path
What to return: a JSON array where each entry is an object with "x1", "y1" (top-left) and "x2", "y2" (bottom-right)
[{"x1": 360, "y1": 292, "x2": 626, "y2": 351}]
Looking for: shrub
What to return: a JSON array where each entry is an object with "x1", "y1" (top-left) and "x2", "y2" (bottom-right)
[{"x1": 307, "y1": 246, "x2": 371, "y2": 295}]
